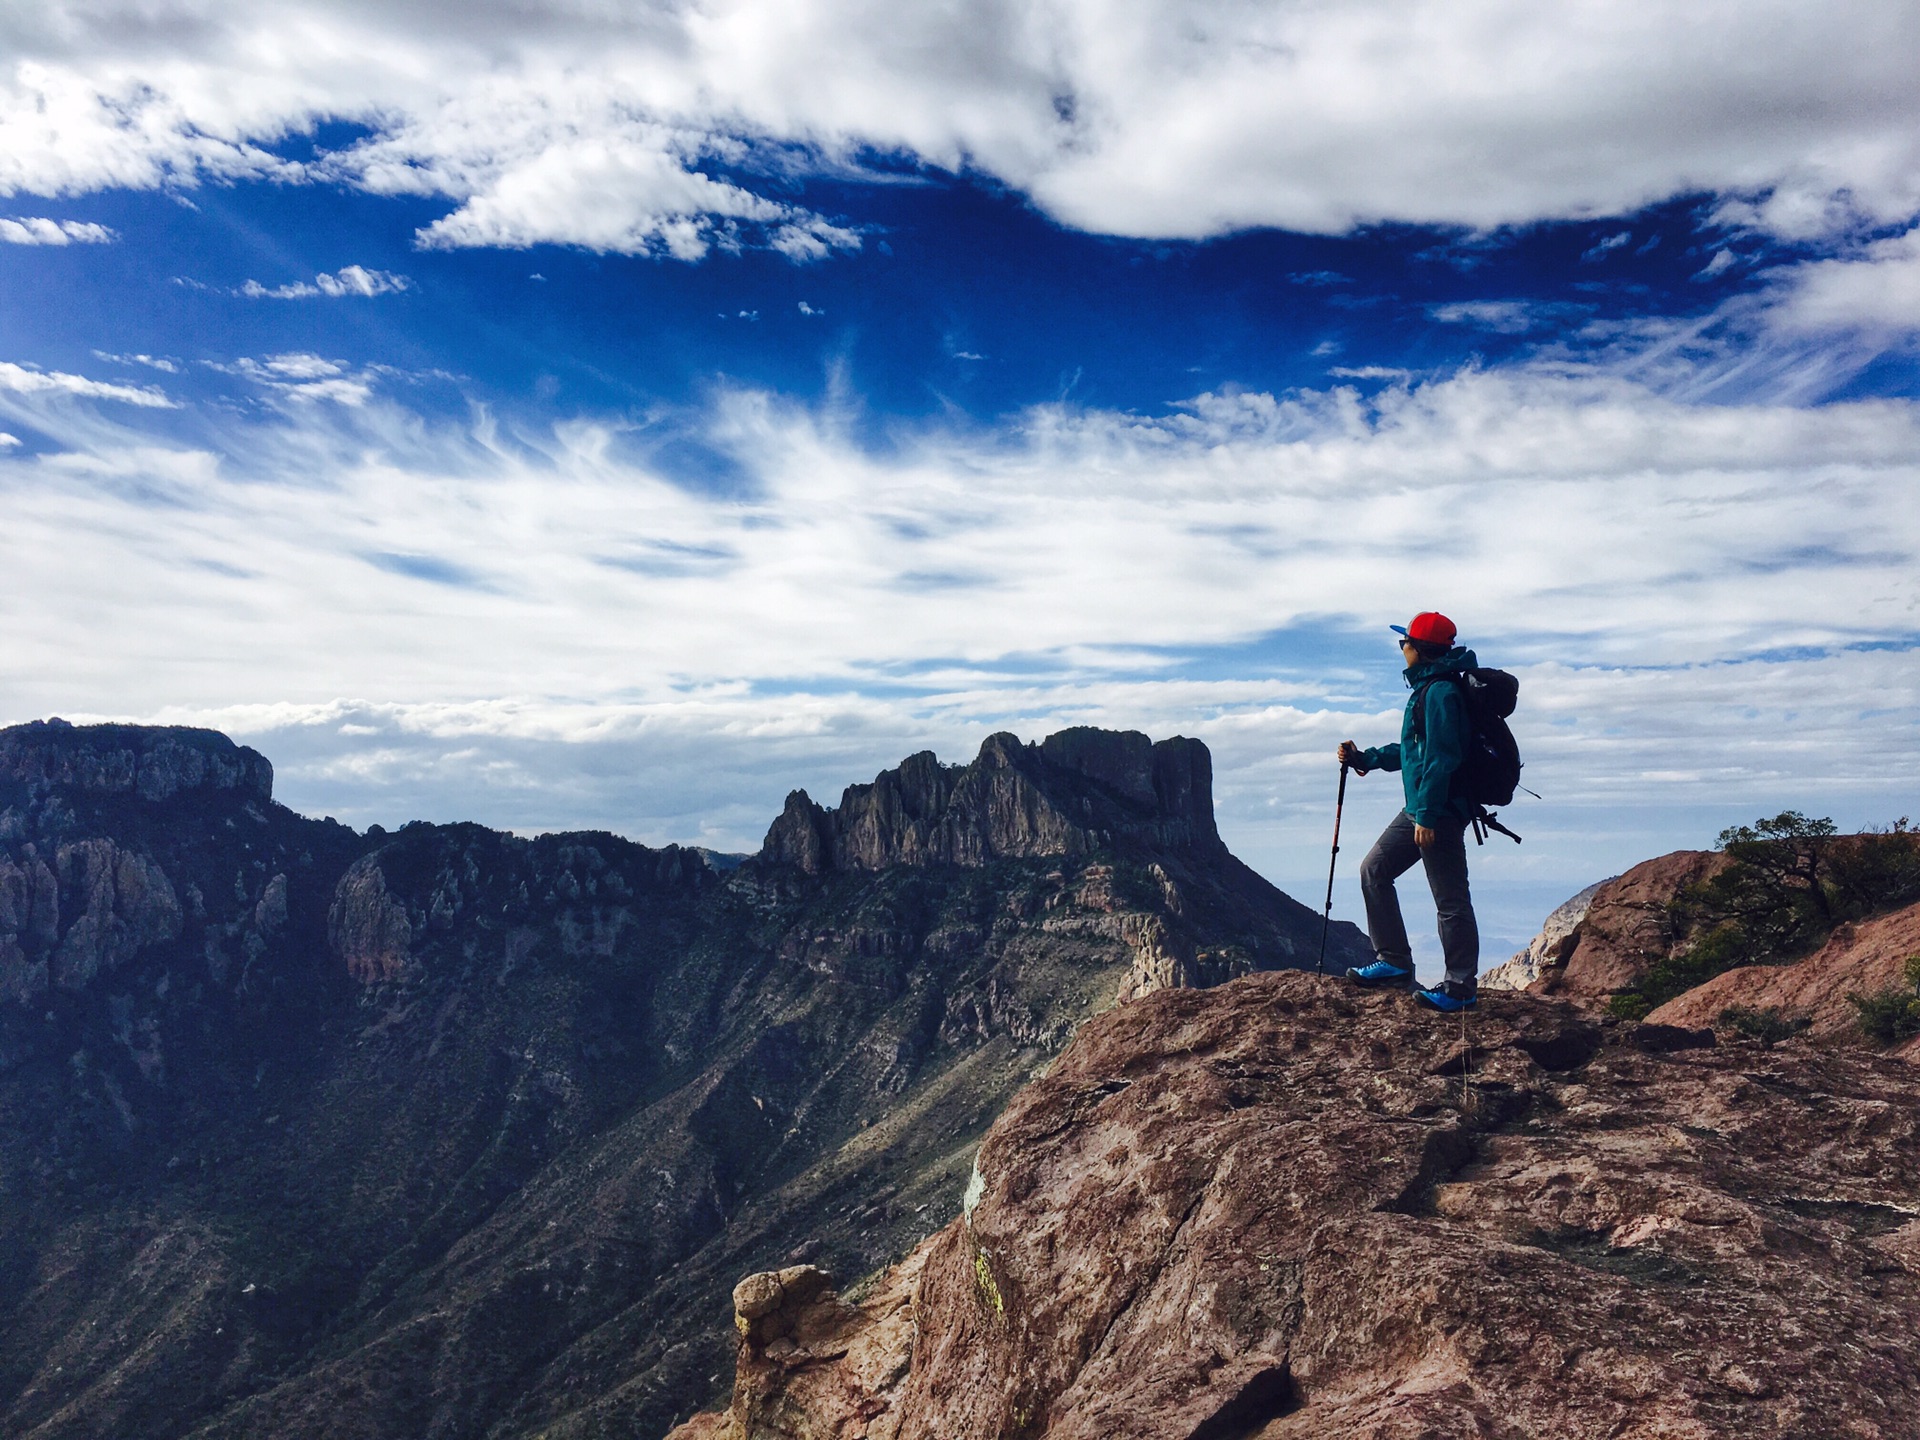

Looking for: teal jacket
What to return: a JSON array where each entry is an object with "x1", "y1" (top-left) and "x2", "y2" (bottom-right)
[{"x1": 1358, "y1": 646, "x2": 1476, "y2": 826}]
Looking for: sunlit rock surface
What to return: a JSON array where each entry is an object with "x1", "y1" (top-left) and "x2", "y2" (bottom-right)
[{"x1": 676, "y1": 971, "x2": 1920, "y2": 1440}]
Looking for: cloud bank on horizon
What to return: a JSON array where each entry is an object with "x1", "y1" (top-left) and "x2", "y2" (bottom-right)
[{"x1": 1, "y1": 0, "x2": 1917, "y2": 944}]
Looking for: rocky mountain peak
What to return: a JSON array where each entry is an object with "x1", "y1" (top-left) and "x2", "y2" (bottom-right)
[
  {"x1": 760, "y1": 728, "x2": 1219, "y2": 875},
  {"x1": 0, "y1": 718, "x2": 274, "y2": 808}
]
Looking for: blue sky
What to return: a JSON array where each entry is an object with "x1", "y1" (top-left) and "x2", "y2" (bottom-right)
[{"x1": 3, "y1": 1, "x2": 1919, "y2": 964}]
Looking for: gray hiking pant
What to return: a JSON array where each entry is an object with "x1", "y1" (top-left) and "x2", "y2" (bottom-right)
[{"x1": 1359, "y1": 809, "x2": 1479, "y2": 989}]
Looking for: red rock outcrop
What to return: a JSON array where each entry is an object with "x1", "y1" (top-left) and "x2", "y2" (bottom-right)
[
  {"x1": 1650, "y1": 898, "x2": 1920, "y2": 1054},
  {"x1": 1532, "y1": 849, "x2": 1730, "y2": 1000},
  {"x1": 675, "y1": 971, "x2": 1920, "y2": 1440}
]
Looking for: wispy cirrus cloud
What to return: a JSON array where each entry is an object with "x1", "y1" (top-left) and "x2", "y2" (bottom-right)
[
  {"x1": 0, "y1": 215, "x2": 111, "y2": 245},
  {"x1": 2, "y1": 357, "x2": 1914, "y2": 724},
  {"x1": 207, "y1": 353, "x2": 379, "y2": 405},
  {"x1": 239, "y1": 265, "x2": 411, "y2": 299},
  {"x1": 0, "y1": 359, "x2": 172, "y2": 406},
  {"x1": 93, "y1": 351, "x2": 179, "y2": 373}
]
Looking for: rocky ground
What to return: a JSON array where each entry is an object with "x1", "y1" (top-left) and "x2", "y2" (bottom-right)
[
  {"x1": 673, "y1": 971, "x2": 1920, "y2": 1440},
  {"x1": 0, "y1": 719, "x2": 1363, "y2": 1440}
]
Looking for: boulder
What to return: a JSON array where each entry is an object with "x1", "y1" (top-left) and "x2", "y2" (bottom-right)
[{"x1": 1535, "y1": 849, "x2": 1729, "y2": 1000}]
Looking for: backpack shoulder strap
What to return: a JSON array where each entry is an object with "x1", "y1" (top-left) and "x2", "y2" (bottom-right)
[{"x1": 1408, "y1": 670, "x2": 1465, "y2": 742}]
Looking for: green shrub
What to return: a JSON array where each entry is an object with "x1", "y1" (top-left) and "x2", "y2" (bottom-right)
[
  {"x1": 1827, "y1": 822, "x2": 1920, "y2": 921},
  {"x1": 1606, "y1": 992, "x2": 1652, "y2": 1022},
  {"x1": 1849, "y1": 955, "x2": 1920, "y2": 1046},
  {"x1": 1630, "y1": 924, "x2": 1750, "y2": 1012},
  {"x1": 1717, "y1": 1005, "x2": 1804, "y2": 1048}
]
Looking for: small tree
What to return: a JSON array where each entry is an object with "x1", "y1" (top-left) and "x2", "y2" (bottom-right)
[
  {"x1": 1672, "y1": 811, "x2": 1840, "y2": 958},
  {"x1": 1717, "y1": 1005, "x2": 1804, "y2": 1048}
]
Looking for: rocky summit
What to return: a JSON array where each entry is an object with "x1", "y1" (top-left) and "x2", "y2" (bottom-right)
[
  {"x1": 673, "y1": 971, "x2": 1920, "y2": 1440},
  {"x1": 0, "y1": 719, "x2": 1363, "y2": 1440}
]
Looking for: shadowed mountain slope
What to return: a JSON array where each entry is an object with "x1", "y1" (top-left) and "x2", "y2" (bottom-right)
[{"x1": 0, "y1": 719, "x2": 1364, "y2": 1440}]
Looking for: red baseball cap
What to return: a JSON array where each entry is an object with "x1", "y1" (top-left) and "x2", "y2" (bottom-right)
[{"x1": 1391, "y1": 612, "x2": 1458, "y2": 647}]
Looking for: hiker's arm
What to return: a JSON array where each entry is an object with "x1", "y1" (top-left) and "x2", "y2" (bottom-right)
[
  {"x1": 1339, "y1": 740, "x2": 1399, "y2": 774},
  {"x1": 1407, "y1": 682, "x2": 1467, "y2": 824}
]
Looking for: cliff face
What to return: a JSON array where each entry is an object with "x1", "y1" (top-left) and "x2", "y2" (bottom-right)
[
  {"x1": 761, "y1": 730, "x2": 1219, "y2": 875},
  {"x1": 1479, "y1": 877, "x2": 1610, "y2": 991},
  {"x1": 0, "y1": 720, "x2": 1362, "y2": 1440},
  {"x1": 677, "y1": 971, "x2": 1920, "y2": 1440},
  {"x1": 0, "y1": 718, "x2": 273, "y2": 809}
]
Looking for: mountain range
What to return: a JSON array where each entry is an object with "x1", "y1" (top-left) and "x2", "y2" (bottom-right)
[{"x1": 0, "y1": 718, "x2": 1364, "y2": 1440}]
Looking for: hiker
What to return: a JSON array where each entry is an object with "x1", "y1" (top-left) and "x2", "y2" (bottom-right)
[{"x1": 1336, "y1": 611, "x2": 1482, "y2": 1012}]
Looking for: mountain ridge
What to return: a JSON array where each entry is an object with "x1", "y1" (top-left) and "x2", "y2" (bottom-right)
[{"x1": 0, "y1": 717, "x2": 1365, "y2": 1440}]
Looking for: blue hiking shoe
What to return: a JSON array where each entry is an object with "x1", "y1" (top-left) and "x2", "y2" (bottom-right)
[
  {"x1": 1347, "y1": 960, "x2": 1415, "y2": 991},
  {"x1": 1413, "y1": 980, "x2": 1478, "y2": 1012}
]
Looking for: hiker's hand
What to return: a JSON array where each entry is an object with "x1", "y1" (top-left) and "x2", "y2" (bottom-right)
[
  {"x1": 1414, "y1": 824, "x2": 1436, "y2": 848},
  {"x1": 1337, "y1": 741, "x2": 1366, "y2": 772}
]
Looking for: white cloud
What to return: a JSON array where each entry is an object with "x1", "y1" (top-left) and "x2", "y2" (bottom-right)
[
  {"x1": 1327, "y1": 365, "x2": 1407, "y2": 380},
  {"x1": 0, "y1": 432, "x2": 17, "y2": 447},
  {"x1": 240, "y1": 265, "x2": 411, "y2": 299},
  {"x1": 1429, "y1": 300, "x2": 1538, "y2": 334},
  {"x1": 212, "y1": 353, "x2": 376, "y2": 405},
  {"x1": 1764, "y1": 226, "x2": 1920, "y2": 337},
  {"x1": 2, "y1": 360, "x2": 1915, "y2": 715},
  {"x1": 0, "y1": 360, "x2": 173, "y2": 407},
  {"x1": 3, "y1": 357, "x2": 1916, "y2": 939},
  {"x1": 1694, "y1": 248, "x2": 1737, "y2": 281},
  {"x1": 93, "y1": 351, "x2": 180, "y2": 372},
  {"x1": 0, "y1": 215, "x2": 112, "y2": 244},
  {"x1": 1581, "y1": 231, "x2": 1631, "y2": 260},
  {"x1": 2, "y1": 2, "x2": 1918, "y2": 252}
]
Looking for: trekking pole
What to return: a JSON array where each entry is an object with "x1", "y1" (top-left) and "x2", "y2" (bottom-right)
[
  {"x1": 1316, "y1": 760, "x2": 1350, "y2": 974},
  {"x1": 1460, "y1": 1008, "x2": 1474, "y2": 1114}
]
